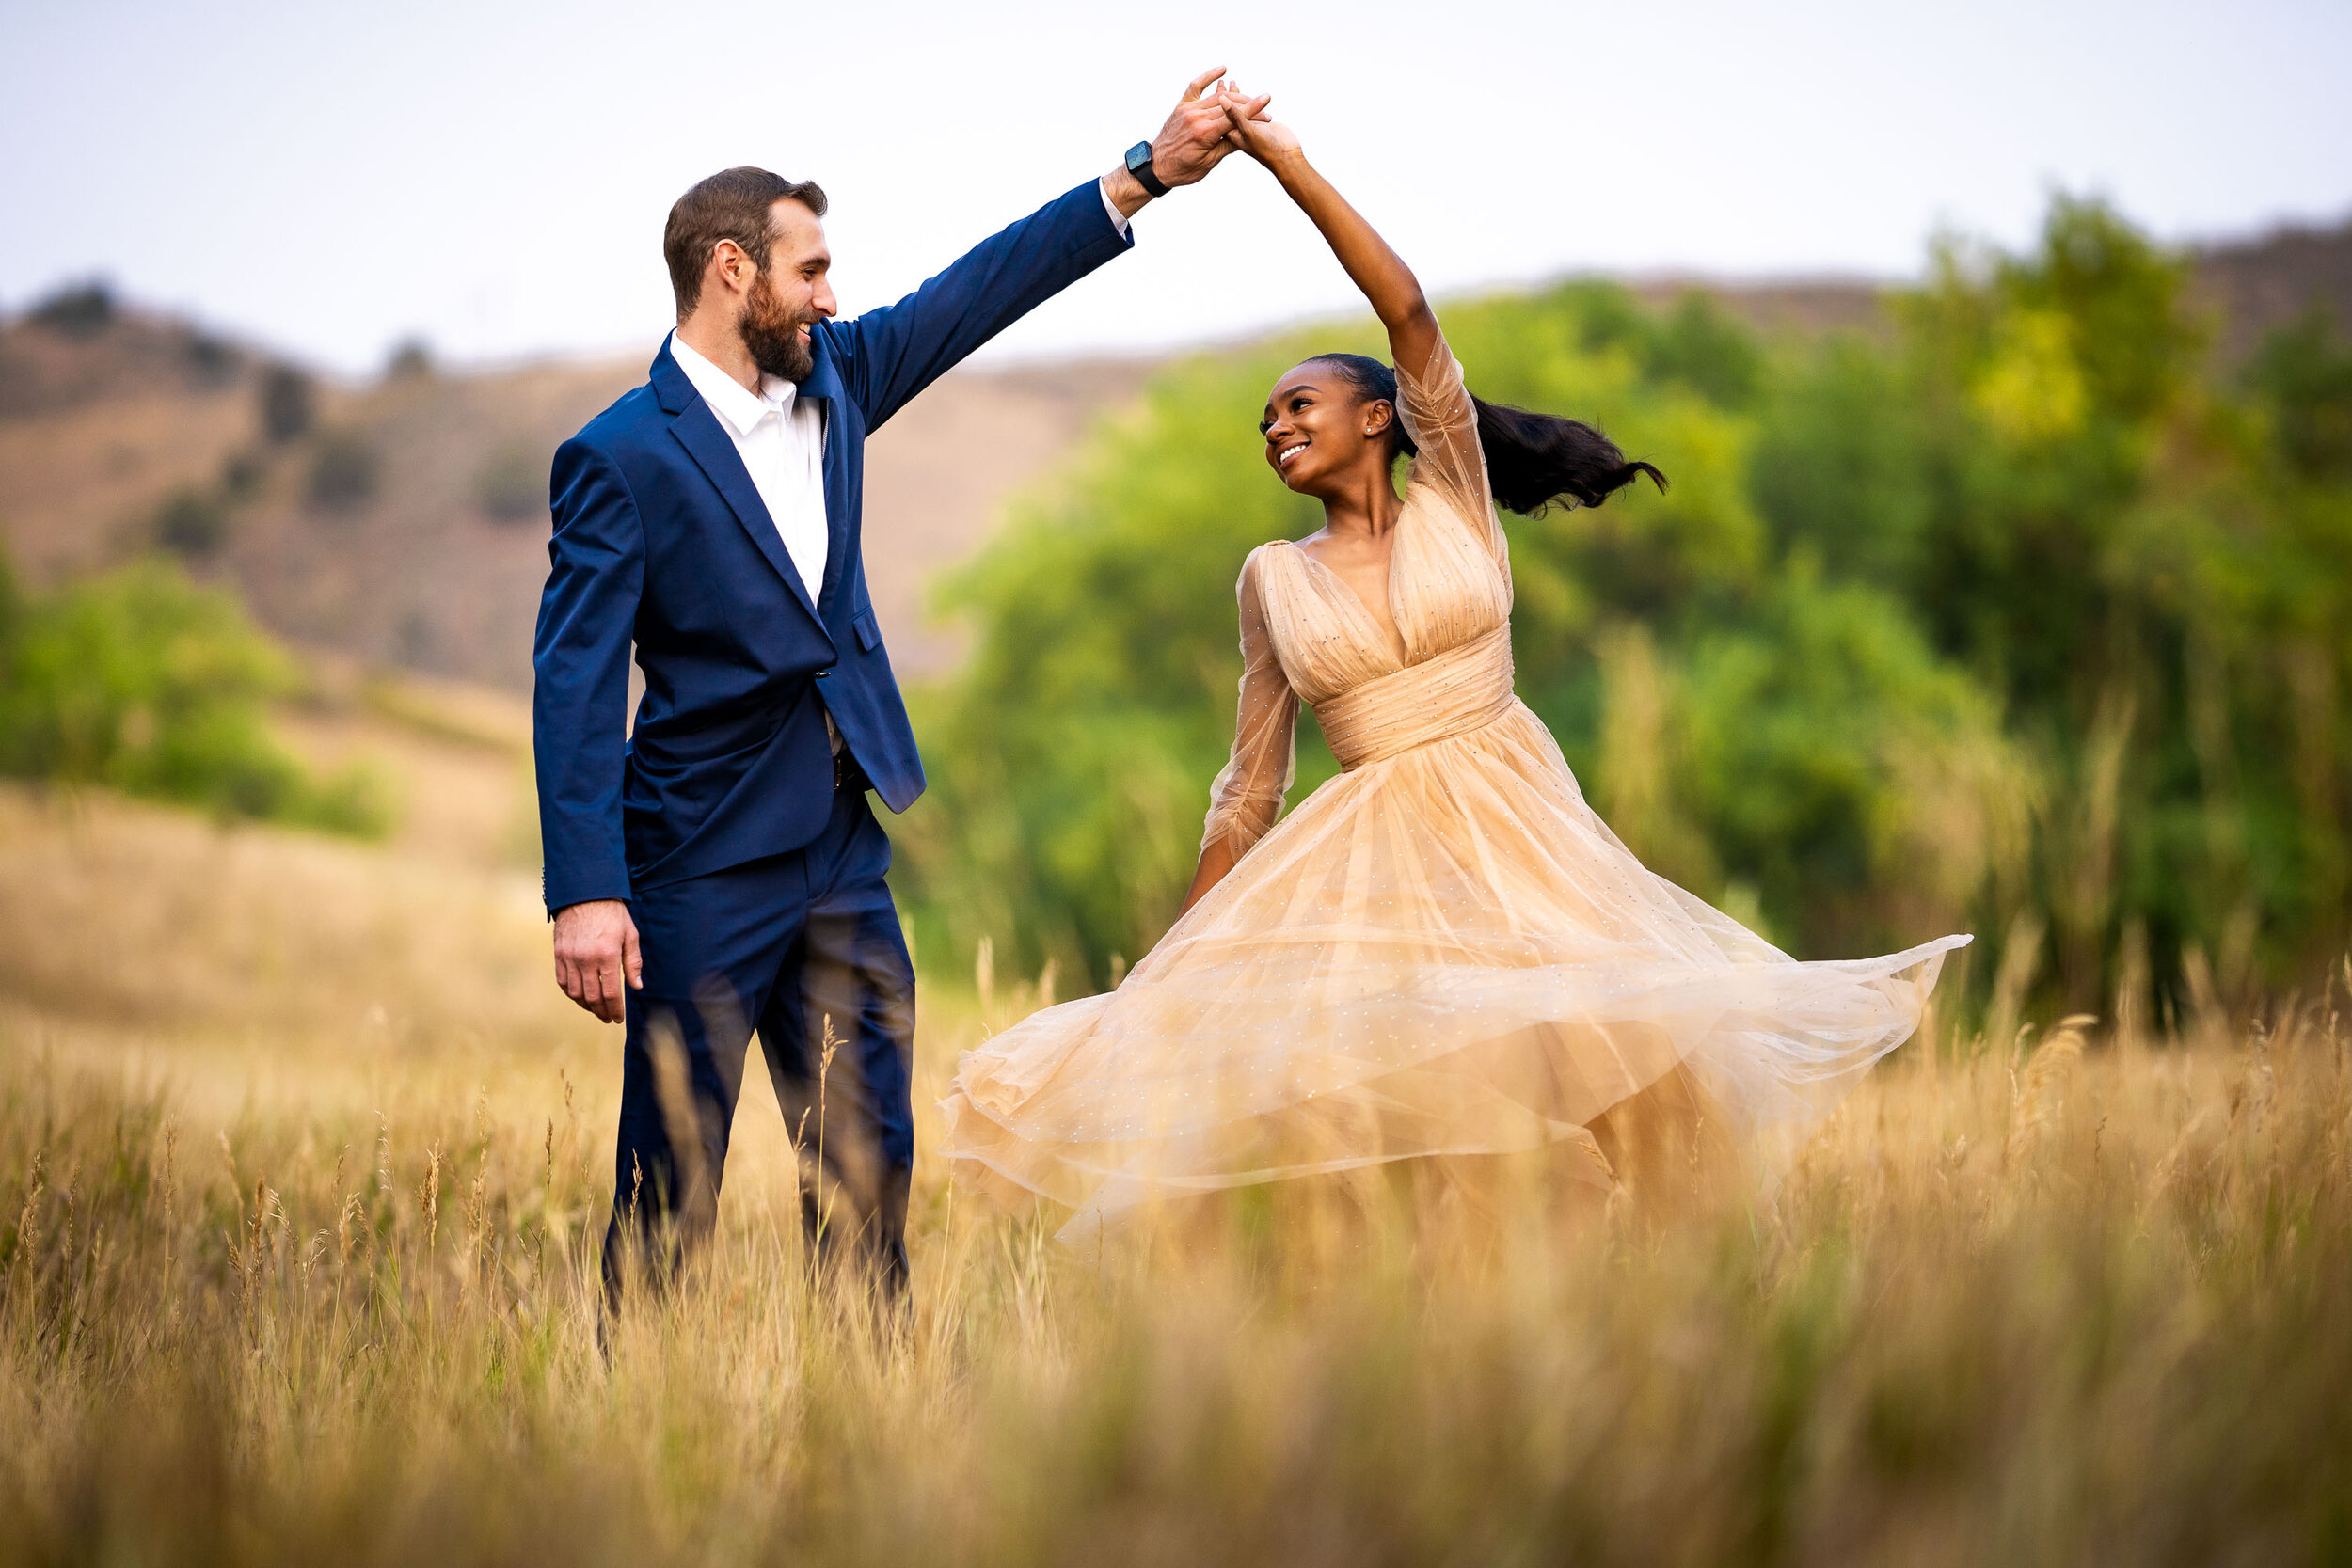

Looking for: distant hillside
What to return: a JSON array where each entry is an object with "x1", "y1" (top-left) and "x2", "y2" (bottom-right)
[
  {"x1": 1616, "y1": 214, "x2": 2352, "y2": 354},
  {"x1": 1627, "y1": 277, "x2": 1896, "y2": 340},
  {"x1": 0, "y1": 304, "x2": 1152, "y2": 689},
  {"x1": 2187, "y1": 217, "x2": 2352, "y2": 361},
  {"x1": 0, "y1": 282, "x2": 251, "y2": 418},
  {"x1": 2, "y1": 213, "x2": 2344, "y2": 693}
]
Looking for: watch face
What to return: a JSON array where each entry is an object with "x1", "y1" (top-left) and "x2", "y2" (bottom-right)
[{"x1": 1126, "y1": 140, "x2": 1153, "y2": 173}]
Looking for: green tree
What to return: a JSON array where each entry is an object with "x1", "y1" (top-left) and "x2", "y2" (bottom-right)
[{"x1": 899, "y1": 197, "x2": 2352, "y2": 1025}]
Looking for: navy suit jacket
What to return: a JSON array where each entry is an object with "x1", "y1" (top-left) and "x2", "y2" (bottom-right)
[{"x1": 533, "y1": 177, "x2": 1133, "y2": 912}]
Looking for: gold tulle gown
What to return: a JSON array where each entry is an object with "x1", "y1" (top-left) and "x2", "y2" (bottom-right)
[{"x1": 939, "y1": 330, "x2": 1969, "y2": 1231}]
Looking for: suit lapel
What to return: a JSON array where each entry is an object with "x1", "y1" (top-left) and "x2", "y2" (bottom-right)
[{"x1": 666, "y1": 398, "x2": 827, "y2": 633}]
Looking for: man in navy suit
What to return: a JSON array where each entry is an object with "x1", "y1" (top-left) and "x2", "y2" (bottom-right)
[{"x1": 535, "y1": 70, "x2": 1259, "y2": 1302}]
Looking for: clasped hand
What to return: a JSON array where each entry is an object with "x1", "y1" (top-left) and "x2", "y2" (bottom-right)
[
  {"x1": 1139, "y1": 68, "x2": 1275, "y2": 191},
  {"x1": 1211, "y1": 82, "x2": 1297, "y2": 166}
]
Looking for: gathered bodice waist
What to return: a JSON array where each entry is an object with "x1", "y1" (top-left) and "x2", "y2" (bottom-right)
[{"x1": 1312, "y1": 625, "x2": 1515, "y2": 769}]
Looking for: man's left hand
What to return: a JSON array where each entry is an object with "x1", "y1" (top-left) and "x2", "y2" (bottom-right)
[
  {"x1": 1107, "y1": 68, "x2": 1273, "y2": 215},
  {"x1": 1152, "y1": 67, "x2": 1270, "y2": 188}
]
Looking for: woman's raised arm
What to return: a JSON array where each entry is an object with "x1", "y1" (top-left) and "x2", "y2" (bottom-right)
[{"x1": 1218, "y1": 93, "x2": 1441, "y2": 378}]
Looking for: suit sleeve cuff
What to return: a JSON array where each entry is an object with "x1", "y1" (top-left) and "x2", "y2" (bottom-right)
[
  {"x1": 1098, "y1": 176, "x2": 1133, "y2": 239},
  {"x1": 544, "y1": 866, "x2": 633, "y2": 918}
]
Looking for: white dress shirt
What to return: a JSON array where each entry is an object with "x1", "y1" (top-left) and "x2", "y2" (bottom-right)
[{"x1": 667, "y1": 330, "x2": 831, "y2": 602}]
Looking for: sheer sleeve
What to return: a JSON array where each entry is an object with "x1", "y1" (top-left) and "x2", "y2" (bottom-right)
[
  {"x1": 1200, "y1": 547, "x2": 1299, "y2": 859},
  {"x1": 1395, "y1": 331, "x2": 1508, "y2": 570}
]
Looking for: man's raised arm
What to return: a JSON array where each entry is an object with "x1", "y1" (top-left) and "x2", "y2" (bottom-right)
[{"x1": 832, "y1": 68, "x2": 1259, "y2": 430}]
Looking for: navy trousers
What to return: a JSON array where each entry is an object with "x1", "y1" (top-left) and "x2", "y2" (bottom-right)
[{"x1": 602, "y1": 783, "x2": 915, "y2": 1306}]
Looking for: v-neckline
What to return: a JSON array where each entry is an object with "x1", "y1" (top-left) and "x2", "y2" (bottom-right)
[{"x1": 1280, "y1": 536, "x2": 1408, "y2": 668}]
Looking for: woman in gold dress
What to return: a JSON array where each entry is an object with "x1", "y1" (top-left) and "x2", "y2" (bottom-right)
[{"x1": 939, "y1": 93, "x2": 1968, "y2": 1234}]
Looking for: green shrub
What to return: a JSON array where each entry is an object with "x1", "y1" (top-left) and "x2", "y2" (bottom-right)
[
  {"x1": 384, "y1": 338, "x2": 436, "y2": 381},
  {"x1": 0, "y1": 551, "x2": 387, "y2": 837},
  {"x1": 307, "y1": 429, "x2": 378, "y2": 515},
  {"x1": 2249, "y1": 309, "x2": 2352, "y2": 481},
  {"x1": 259, "y1": 364, "x2": 314, "y2": 444},
  {"x1": 218, "y1": 449, "x2": 266, "y2": 502},
  {"x1": 153, "y1": 487, "x2": 231, "y2": 557},
  {"x1": 182, "y1": 331, "x2": 241, "y2": 386},
  {"x1": 26, "y1": 279, "x2": 115, "y2": 339}
]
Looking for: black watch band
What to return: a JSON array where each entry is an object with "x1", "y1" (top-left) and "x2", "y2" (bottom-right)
[{"x1": 1124, "y1": 140, "x2": 1169, "y2": 199}]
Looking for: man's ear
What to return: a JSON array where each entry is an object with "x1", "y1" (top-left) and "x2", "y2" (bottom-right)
[{"x1": 707, "y1": 239, "x2": 750, "y2": 299}]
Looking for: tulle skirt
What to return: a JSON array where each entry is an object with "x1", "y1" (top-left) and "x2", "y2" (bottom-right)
[{"x1": 938, "y1": 700, "x2": 1968, "y2": 1231}]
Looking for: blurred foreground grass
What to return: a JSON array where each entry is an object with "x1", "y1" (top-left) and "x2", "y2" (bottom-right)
[{"x1": 3, "y1": 781, "x2": 2349, "y2": 1565}]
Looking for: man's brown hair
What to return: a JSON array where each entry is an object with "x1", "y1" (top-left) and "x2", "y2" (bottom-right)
[{"x1": 663, "y1": 167, "x2": 828, "y2": 318}]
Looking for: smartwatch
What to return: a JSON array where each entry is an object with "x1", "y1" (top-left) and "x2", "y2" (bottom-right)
[{"x1": 1124, "y1": 140, "x2": 1169, "y2": 199}]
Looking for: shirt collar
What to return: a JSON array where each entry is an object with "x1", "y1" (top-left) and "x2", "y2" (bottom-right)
[{"x1": 666, "y1": 331, "x2": 796, "y2": 436}]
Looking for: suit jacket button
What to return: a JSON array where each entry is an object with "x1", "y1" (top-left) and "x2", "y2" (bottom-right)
[{"x1": 816, "y1": 668, "x2": 833, "y2": 678}]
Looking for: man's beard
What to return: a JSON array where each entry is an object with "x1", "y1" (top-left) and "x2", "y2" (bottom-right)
[{"x1": 740, "y1": 271, "x2": 816, "y2": 384}]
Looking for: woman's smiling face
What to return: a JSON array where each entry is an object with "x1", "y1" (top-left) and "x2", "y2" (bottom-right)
[{"x1": 1260, "y1": 360, "x2": 1393, "y2": 496}]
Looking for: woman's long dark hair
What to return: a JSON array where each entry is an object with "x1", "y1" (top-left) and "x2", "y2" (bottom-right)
[{"x1": 1306, "y1": 353, "x2": 1666, "y2": 513}]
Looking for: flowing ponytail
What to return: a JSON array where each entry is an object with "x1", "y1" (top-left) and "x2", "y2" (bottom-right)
[{"x1": 1304, "y1": 353, "x2": 1666, "y2": 514}]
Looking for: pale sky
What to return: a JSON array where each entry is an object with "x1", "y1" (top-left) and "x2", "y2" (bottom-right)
[{"x1": 5, "y1": 0, "x2": 2347, "y2": 376}]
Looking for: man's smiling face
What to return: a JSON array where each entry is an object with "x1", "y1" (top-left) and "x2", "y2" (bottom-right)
[{"x1": 740, "y1": 197, "x2": 834, "y2": 383}]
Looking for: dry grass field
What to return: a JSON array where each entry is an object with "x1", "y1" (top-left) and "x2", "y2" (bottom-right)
[{"x1": 2, "y1": 683, "x2": 2350, "y2": 1565}]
